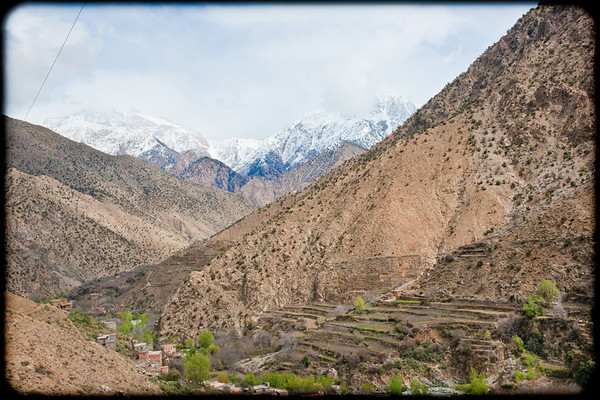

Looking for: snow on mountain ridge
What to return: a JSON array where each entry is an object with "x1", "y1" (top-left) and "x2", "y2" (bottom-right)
[
  {"x1": 234, "y1": 94, "x2": 417, "y2": 175},
  {"x1": 41, "y1": 95, "x2": 417, "y2": 177},
  {"x1": 42, "y1": 109, "x2": 211, "y2": 159},
  {"x1": 207, "y1": 137, "x2": 264, "y2": 172}
]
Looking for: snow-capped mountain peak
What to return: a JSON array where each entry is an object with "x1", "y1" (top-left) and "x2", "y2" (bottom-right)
[
  {"x1": 42, "y1": 109, "x2": 211, "y2": 159},
  {"x1": 229, "y1": 94, "x2": 417, "y2": 177}
]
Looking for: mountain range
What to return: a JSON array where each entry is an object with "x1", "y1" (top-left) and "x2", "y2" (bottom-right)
[{"x1": 41, "y1": 95, "x2": 416, "y2": 206}]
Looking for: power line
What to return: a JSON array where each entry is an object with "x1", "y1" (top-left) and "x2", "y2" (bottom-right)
[{"x1": 24, "y1": 2, "x2": 86, "y2": 121}]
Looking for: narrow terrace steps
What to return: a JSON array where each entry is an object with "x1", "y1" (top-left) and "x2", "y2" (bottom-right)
[
  {"x1": 411, "y1": 320, "x2": 497, "y2": 329},
  {"x1": 360, "y1": 334, "x2": 405, "y2": 348},
  {"x1": 295, "y1": 339, "x2": 383, "y2": 360},
  {"x1": 385, "y1": 300, "x2": 518, "y2": 313},
  {"x1": 282, "y1": 304, "x2": 332, "y2": 316},
  {"x1": 281, "y1": 310, "x2": 324, "y2": 321},
  {"x1": 326, "y1": 320, "x2": 394, "y2": 334},
  {"x1": 302, "y1": 330, "x2": 363, "y2": 346},
  {"x1": 563, "y1": 303, "x2": 592, "y2": 319},
  {"x1": 461, "y1": 337, "x2": 495, "y2": 346},
  {"x1": 302, "y1": 329, "x2": 405, "y2": 353},
  {"x1": 359, "y1": 307, "x2": 493, "y2": 322},
  {"x1": 295, "y1": 341, "x2": 342, "y2": 358}
]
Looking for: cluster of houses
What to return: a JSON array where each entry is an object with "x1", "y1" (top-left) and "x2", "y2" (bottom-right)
[
  {"x1": 96, "y1": 333, "x2": 290, "y2": 395},
  {"x1": 131, "y1": 340, "x2": 174, "y2": 375},
  {"x1": 95, "y1": 329, "x2": 176, "y2": 376},
  {"x1": 49, "y1": 297, "x2": 73, "y2": 311},
  {"x1": 50, "y1": 297, "x2": 290, "y2": 393}
]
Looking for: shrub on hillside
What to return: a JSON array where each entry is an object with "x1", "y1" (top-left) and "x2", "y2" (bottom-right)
[
  {"x1": 536, "y1": 280, "x2": 560, "y2": 304},
  {"x1": 387, "y1": 374, "x2": 405, "y2": 395},
  {"x1": 522, "y1": 294, "x2": 546, "y2": 318},
  {"x1": 455, "y1": 367, "x2": 489, "y2": 395}
]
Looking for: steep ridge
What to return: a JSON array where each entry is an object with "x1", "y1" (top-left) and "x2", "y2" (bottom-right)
[
  {"x1": 171, "y1": 153, "x2": 250, "y2": 193},
  {"x1": 4, "y1": 117, "x2": 255, "y2": 299},
  {"x1": 4, "y1": 291, "x2": 161, "y2": 395},
  {"x1": 156, "y1": 4, "x2": 594, "y2": 341}
]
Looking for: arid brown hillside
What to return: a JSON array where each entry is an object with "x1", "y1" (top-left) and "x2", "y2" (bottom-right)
[
  {"x1": 4, "y1": 117, "x2": 255, "y2": 300},
  {"x1": 4, "y1": 291, "x2": 161, "y2": 395},
  {"x1": 156, "y1": 4, "x2": 594, "y2": 341}
]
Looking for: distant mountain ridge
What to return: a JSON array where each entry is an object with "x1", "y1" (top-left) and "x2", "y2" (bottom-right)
[
  {"x1": 221, "y1": 94, "x2": 417, "y2": 177},
  {"x1": 40, "y1": 95, "x2": 417, "y2": 203},
  {"x1": 43, "y1": 109, "x2": 211, "y2": 160}
]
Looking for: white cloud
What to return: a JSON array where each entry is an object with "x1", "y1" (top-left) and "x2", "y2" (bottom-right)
[
  {"x1": 3, "y1": 5, "x2": 101, "y2": 117},
  {"x1": 3, "y1": 3, "x2": 535, "y2": 139}
]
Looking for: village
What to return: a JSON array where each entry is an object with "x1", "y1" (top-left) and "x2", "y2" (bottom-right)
[
  {"x1": 45, "y1": 287, "x2": 417, "y2": 396},
  {"x1": 49, "y1": 297, "x2": 294, "y2": 395}
]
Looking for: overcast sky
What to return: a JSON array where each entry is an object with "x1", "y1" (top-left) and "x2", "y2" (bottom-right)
[{"x1": 3, "y1": 2, "x2": 535, "y2": 140}]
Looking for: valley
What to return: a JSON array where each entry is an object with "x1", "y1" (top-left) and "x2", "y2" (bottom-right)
[{"x1": 4, "y1": 3, "x2": 595, "y2": 396}]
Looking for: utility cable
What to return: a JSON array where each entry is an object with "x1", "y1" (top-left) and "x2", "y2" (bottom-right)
[{"x1": 24, "y1": 2, "x2": 86, "y2": 121}]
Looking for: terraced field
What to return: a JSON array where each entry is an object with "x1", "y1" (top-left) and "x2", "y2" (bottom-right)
[{"x1": 254, "y1": 292, "x2": 593, "y2": 386}]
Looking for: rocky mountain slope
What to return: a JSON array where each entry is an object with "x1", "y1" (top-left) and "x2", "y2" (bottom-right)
[
  {"x1": 4, "y1": 291, "x2": 161, "y2": 395},
  {"x1": 4, "y1": 117, "x2": 254, "y2": 300},
  {"x1": 156, "y1": 4, "x2": 595, "y2": 341}
]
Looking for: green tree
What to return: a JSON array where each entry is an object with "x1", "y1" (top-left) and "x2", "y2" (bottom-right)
[
  {"x1": 138, "y1": 313, "x2": 149, "y2": 327},
  {"x1": 409, "y1": 379, "x2": 428, "y2": 395},
  {"x1": 117, "y1": 311, "x2": 133, "y2": 323},
  {"x1": 243, "y1": 372, "x2": 259, "y2": 386},
  {"x1": 466, "y1": 367, "x2": 489, "y2": 395},
  {"x1": 198, "y1": 330, "x2": 214, "y2": 349},
  {"x1": 361, "y1": 382, "x2": 374, "y2": 393},
  {"x1": 184, "y1": 353, "x2": 211, "y2": 384},
  {"x1": 512, "y1": 335, "x2": 525, "y2": 355},
  {"x1": 216, "y1": 372, "x2": 230, "y2": 383},
  {"x1": 301, "y1": 355, "x2": 311, "y2": 368},
  {"x1": 387, "y1": 374, "x2": 405, "y2": 395},
  {"x1": 535, "y1": 279, "x2": 560, "y2": 304},
  {"x1": 142, "y1": 329, "x2": 154, "y2": 345},
  {"x1": 339, "y1": 381, "x2": 348, "y2": 395},
  {"x1": 117, "y1": 320, "x2": 133, "y2": 335},
  {"x1": 206, "y1": 343, "x2": 220, "y2": 355},
  {"x1": 116, "y1": 311, "x2": 134, "y2": 335},
  {"x1": 522, "y1": 294, "x2": 546, "y2": 318},
  {"x1": 353, "y1": 295, "x2": 366, "y2": 313}
]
